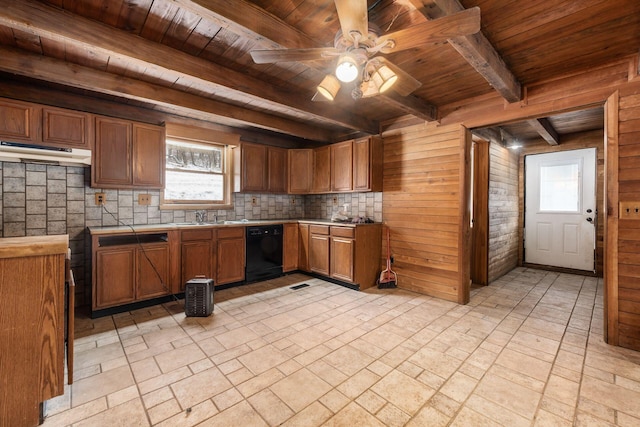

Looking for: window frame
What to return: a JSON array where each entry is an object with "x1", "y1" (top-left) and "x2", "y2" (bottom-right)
[{"x1": 160, "y1": 137, "x2": 234, "y2": 210}]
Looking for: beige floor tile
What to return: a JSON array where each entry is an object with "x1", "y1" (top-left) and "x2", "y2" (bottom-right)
[
  {"x1": 215, "y1": 326, "x2": 260, "y2": 349},
  {"x1": 372, "y1": 370, "x2": 435, "y2": 415},
  {"x1": 580, "y1": 374, "x2": 640, "y2": 418},
  {"x1": 42, "y1": 398, "x2": 108, "y2": 427},
  {"x1": 147, "y1": 398, "x2": 182, "y2": 425},
  {"x1": 154, "y1": 399, "x2": 219, "y2": 427},
  {"x1": 170, "y1": 367, "x2": 233, "y2": 409},
  {"x1": 495, "y1": 347, "x2": 553, "y2": 382},
  {"x1": 212, "y1": 387, "x2": 244, "y2": 411},
  {"x1": 238, "y1": 343, "x2": 290, "y2": 374},
  {"x1": 71, "y1": 364, "x2": 135, "y2": 407},
  {"x1": 323, "y1": 402, "x2": 387, "y2": 427},
  {"x1": 247, "y1": 388, "x2": 295, "y2": 426},
  {"x1": 336, "y1": 368, "x2": 380, "y2": 399},
  {"x1": 280, "y1": 401, "x2": 332, "y2": 427},
  {"x1": 322, "y1": 344, "x2": 375, "y2": 376},
  {"x1": 73, "y1": 398, "x2": 149, "y2": 427},
  {"x1": 154, "y1": 343, "x2": 206, "y2": 373},
  {"x1": 270, "y1": 368, "x2": 332, "y2": 412},
  {"x1": 439, "y1": 371, "x2": 478, "y2": 403},
  {"x1": 197, "y1": 401, "x2": 268, "y2": 427},
  {"x1": 473, "y1": 372, "x2": 542, "y2": 419}
]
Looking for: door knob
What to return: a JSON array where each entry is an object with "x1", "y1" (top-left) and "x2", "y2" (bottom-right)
[
  {"x1": 586, "y1": 217, "x2": 593, "y2": 222},
  {"x1": 586, "y1": 209, "x2": 593, "y2": 213}
]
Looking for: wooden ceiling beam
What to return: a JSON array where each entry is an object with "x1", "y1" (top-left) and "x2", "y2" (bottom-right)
[
  {"x1": 0, "y1": 0, "x2": 377, "y2": 135},
  {"x1": 528, "y1": 118, "x2": 560, "y2": 145},
  {"x1": 409, "y1": 0, "x2": 522, "y2": 103},
  {"x1": 0, "y1": 46, "x2": 334, "y2": 141},
  {"x1": 176, "y1": 0, "x2": 438, "y2": 121}
]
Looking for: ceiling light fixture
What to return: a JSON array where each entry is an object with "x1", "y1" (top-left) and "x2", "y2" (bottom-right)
[
  {"x1": 317, "y1": 74, "x2": 341, "y2": 101},
  {"x1": 335, "y1": 54, "x2": 359, "y2": 83},
  {"x1": 371, "y1": 64, "x2": 397, "y2": 93}
]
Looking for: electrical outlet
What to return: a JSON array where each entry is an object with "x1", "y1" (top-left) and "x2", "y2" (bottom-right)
[
  {"x1": 95, "y1": 192, "x2": 106, "y2": 205},
  {"x1": 291, "y1": 197, "x2": 296, "y2": 205},
  {"x1": 620, "y1": 201, "x2": 640, "y2": 219},
  {"x1": 252, "y1": 197, "x2": 257, "y2": 206},
  {"x1": 138, "y1": 194, "x2": 151, "y2": 205},
  {"x1": 332, "y1": 196, "x2": 338, "y2": 205}
]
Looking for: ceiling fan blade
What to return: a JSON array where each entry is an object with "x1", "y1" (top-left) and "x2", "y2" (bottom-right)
[
  {"x1": 378, "y1": 7, "x2": 481, "y2": 52},
  {"x1": 376, "y1": 57, "x2": 422, "y2": 96},
  {"x1": 250, "y1": 47, "x2": 340, "y2": 64},
  {"x1": 334, "y1": 0, "x2": 368, "y2": 42}
]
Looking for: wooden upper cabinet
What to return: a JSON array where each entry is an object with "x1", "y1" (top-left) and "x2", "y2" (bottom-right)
[
  {"x1": 93, "y1": 117, "x2": 132, "y2": 187},
  {"x1": 235, "y1": 142, "x2": 267, "y2": 192},
  {"x1": 0, "y1": 98, "x2": 40, "y2": 143},
  {"x1": 132, "y1": 123, "x2": 165, "y2": 188},
  {"x1": 42, "y1": 106, "x2": 91, "y2": 149},
  {"x1": 331, "y1": 140, "x2": 353, "y2": 192},
  {"x1": 353, "y1": 136, "x2": 383, "y2": 192},
  {"x1": 312, "y1": 145, "x2": 331, "y2": 193},
  {"x1": 288, "y1": 149, "x2": 312, "y2": 194},
  {"x1": 92, "y1": 116, "x2": 165, "y2": 189},
  {"x1": 268, "y1": 146, "x2": 288, "y2": 193}
]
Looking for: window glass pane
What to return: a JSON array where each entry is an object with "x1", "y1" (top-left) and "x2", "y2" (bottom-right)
[
  {"x1": 164, "y1": 170, "x2": 223, "y2": 201},
  {"x1": 166, "y1": 139, "x2": 222, "y2": 173},
  {"x1": 539, "y1": 162, "x2": 579, "y2": 212}
]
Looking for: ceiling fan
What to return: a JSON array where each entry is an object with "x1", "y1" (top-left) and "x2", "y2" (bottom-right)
[{"x1": 250, "y1": 0, "x2": 481, "y2": 101}]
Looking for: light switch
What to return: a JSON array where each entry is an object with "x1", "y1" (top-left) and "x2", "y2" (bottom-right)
[{"x1": 619, "y1": 201, "x2": 640, "y2": 219}]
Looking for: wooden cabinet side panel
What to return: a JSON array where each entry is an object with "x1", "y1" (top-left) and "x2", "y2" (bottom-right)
[
  {"x1": 0, "y1": 98, "x2": 40, "y2": 142},
  {"x1": 288, "y1": 149, "x2": 312, "y2": 194},
  {"x1": 268, "y1": 147, "x2": 288, "y2": 193},
  {"x1": 136, "y1": 245, "x2": 171, "y2": 300},
  {"x1": 298, "y1": 223, "x2": 310, "y2": 271},
  {"x1": 353, "y1": 225, "x2": 383, "y2": 290},
  {"x1": 94, "y1": 248, "x2": 136, "y2": 308},
  {"x1": 93, "y1": 117, "x2": 132, "y2": 187},
  {"x1": 283, "y1": 223, "x2": 299, "y2": 272},
  {"x1": 42, "y1": 107, "x2": 91, "y2": 149},
  {"x1": 132, "y1": 123, "x2": 165, "y2": 188},
  {"x1": 309, "y1": 233, "x2": 330, "y2": 275}
]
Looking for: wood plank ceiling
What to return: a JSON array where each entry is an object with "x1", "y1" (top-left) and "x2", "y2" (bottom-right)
[{"x1": 0, "y1": 0, "x2": 638, "y2": 143}]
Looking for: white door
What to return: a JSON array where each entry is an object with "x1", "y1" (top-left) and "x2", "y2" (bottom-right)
[{"x1": 524, "y1": 148, "x2": 596, "y2": 271}]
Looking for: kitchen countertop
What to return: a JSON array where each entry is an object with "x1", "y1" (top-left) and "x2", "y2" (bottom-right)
[
  {"x1": 88, "y1": 218, "x2": 379, "y2": 235},
  {"x1": 0, "y1": 234, "x2": 69, "y2": 258}
]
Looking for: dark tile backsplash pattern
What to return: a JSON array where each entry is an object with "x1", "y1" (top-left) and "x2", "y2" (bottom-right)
[{"x1": 0, "y1": 161, "x2": 382, "y2": 307}]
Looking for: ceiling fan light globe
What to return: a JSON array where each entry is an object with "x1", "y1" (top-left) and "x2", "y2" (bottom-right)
[
  {"x1": 374, "y1": 65, "x2": 398, "y2": 93},
  {"x1": 317, "y1": 74, "x2": 341, "y2": 100},
  {"x1": 336, "y1": 55, "x2": 359, "y2": 83}
]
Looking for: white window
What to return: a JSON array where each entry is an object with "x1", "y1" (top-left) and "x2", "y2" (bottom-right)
[
  {"x1": 539, "y1": 161, "x2": 580, "y2": 213},
  {"x1": 161, "y1": 138, "x2": 233, "y2": 209}
]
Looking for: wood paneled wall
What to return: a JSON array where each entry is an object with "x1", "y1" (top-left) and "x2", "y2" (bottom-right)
[
  {"x1": 382, "y1": 122, "x2": 471, "y2": 303},
  {"x1": 488, "y1": 142, "x2": 520, "y2": 282},
  {"x1": 607, "y1": 86, "x2": 640, "y2": 350},
  {"x1": 519, "y1": 130, "x2": 605, "y2": 275}
]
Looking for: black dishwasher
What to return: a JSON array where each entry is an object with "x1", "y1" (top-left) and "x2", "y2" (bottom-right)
[{"x1": 245, "y1": 224, "x2": 283, "y2": 283}]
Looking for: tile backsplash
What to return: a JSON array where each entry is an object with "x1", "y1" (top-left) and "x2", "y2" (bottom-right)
[{"x1": 0, "y1": 161, "x2": 383, "y2": 307}]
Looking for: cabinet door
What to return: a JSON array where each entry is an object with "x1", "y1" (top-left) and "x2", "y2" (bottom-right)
[
  {"x1": 312, "y1": 145, "x2": 331, "y2": 193},
  {"x1": 331, "y1": 237, "x2": 355, "y2": 282},
  {"x1": 353, "y1": 137, "x2": 371, "y2": 191},
  {"x1": 136, "y1": 245, "x2": 170, "y2": 300},
  {"x1": 93, "y1": 117, "x2": 132, "y2": 187},
  {"x1": 42, "y1": 106, "x2": 91, "y2": 149},
  {"x1": 288, "y1": 149, "x2": 312, "y2": 194},
  {"x1": 331, "y1": 140, "x2": 353, "y2": 192},
  {"x1": 309, "y1": 233, "x2": 330, "y2": 275},
  {"x1": 283, "y1": 223, "x2": 299, "y2": 272},
  {"x1": 298, "y1": 223, "x2": 310, "y2": 272},
  {"x1": 240, "y1": 143, "x2": 268, "y2": 192},
  {"x1": 217, "y1": 237, "x2": 245, "y2": 284},
  {"x1": 95, "y1": 248, "x2": 135, "y2": 308},
  {"x1": 268, "y1": 147, "x2": 288, "y2": 193},
  {"x1": 0, "y1": 98, "x2": 39, "y2": 143},
  {"x1": 133, "y1": 123, "x2": 165, "y2": 188},
  {"x1": 181, "y1": 240, "x2": 214, "y2": 286}
]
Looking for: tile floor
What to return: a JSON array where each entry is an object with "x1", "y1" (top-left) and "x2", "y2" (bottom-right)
[{"x1": 43, "y1": 268, "x2": 640, "y2": 426}]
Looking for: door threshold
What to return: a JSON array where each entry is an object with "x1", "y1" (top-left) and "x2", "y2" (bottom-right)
[{"x1": 522, "y1": 263, "x2": 599, "y2": 277}]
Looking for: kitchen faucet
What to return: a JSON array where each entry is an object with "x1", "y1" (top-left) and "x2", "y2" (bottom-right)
[{"x1": 195, "y1": 210, "x2": 207, "y2": 224}]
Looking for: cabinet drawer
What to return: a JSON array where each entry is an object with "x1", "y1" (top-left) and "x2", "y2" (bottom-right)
[
  {"x1": 218, "y1": 227, "x2": 245, "y2": 239},
  {"x1": 309, "y1": 225, "x2": 329, "y2": 235},
  {"x1": 181, "y1": 229, "x2": 214, "y2": 241},
  {"x1": 330, "y1": 226, "x2": 354, "y2": 238}
]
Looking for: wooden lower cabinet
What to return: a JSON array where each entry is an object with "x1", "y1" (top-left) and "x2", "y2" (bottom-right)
[
  {"x1": 180, "y1": 228, "x2": 215, "y2": 290},
  {"x1": 216, "y1": 227, "x2": 245, "y2": 285},
  {"x1": 283, "y1": 223, "x2": 299, "y2": 272},
  {"x1": 92, "y1": 233, "x2": 172, "y2": 310},
  {"x1": 309, "y1": 225, "x2": 330, "y2": 275},
  {"x1": 305, "y1": 223, "x2": 382, "y2": 289},
  {"x1": 298, "y1": 223, "x2": 310, "y2": 272}
]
